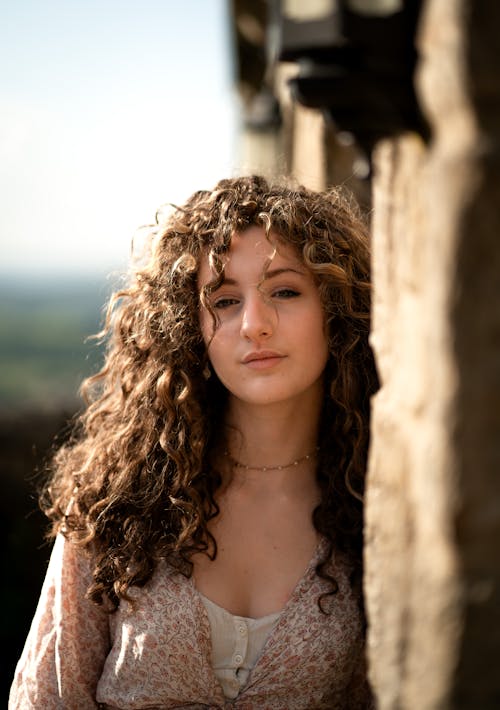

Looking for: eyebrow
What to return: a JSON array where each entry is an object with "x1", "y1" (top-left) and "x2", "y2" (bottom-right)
[{"x1": 220, "y1": 267, "x2": 306, "y2": 286}]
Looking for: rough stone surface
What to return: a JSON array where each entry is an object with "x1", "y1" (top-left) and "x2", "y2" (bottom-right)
[{"x1": 365, "y1": 1, "x2": 500, "y2": 708}]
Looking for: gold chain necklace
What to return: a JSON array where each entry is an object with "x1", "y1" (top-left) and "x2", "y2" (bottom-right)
[{"x1": 224, "y1": 446, "x2": 319, "y2": 472}]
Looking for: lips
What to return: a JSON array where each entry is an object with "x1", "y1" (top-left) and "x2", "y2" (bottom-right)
[{"x1": 241, "y1": 350, "x2": 285, "y2": 368}]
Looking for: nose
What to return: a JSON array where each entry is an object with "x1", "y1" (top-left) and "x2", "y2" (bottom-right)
[{"x1": 240, "y1": 292, "x2": 276, "y2": 341}]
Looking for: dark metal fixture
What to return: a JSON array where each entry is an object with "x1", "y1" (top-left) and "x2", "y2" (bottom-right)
[{"x1": 275, "y1": 0, "x2": 430, "y2": 172}]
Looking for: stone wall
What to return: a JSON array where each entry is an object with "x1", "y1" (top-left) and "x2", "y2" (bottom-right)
[{"x1": 364, "y1": 1, "x2": 500, "y2": 708}]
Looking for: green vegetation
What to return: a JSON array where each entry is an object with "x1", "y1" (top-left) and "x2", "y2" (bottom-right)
[{"x1": 0, "y1": 274, "x2": 115, "y2": 411}]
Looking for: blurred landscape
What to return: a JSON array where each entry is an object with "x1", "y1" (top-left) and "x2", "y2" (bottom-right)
[
  {"x1": 0, "y1": 273, "x2": 110, "y2": 411},
  {"x1": 1, "y1": 272, "x2": 112, "y2": 699}
]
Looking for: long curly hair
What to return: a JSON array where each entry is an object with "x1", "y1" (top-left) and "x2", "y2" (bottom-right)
[{"x1": 42, "y1": 175, "x2": 378, "y2": 610}]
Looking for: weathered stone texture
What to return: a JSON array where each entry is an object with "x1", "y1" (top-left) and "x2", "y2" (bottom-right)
[{"x1": 365, "y1": 1, "x2": 500, "y2": 708}]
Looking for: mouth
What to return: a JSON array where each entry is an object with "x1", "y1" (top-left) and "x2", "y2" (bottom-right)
[{"x1": 241, "y1": 351, "x2": 285, "y2": 369}]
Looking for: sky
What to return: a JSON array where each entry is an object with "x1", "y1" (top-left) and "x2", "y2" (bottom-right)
[{"x1": 0, "y1": 0, "x2": 239, "y2": 276}]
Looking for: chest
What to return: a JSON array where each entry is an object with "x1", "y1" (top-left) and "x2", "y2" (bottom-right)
[{"x1": 192, "y1": 491, "x2": 319, "y2": 618}]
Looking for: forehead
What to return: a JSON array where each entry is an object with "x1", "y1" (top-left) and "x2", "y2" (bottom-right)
[{"x1": 197, "y1": 226, "x2": 303, "y2": 285}]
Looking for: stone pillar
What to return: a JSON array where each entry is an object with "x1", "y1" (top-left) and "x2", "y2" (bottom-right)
[{"x1": 364, "y1": 1, "x2": 500, "y2": 708}]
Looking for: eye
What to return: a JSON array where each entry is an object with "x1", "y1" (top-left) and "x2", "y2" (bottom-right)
[
  {"x1": 213, "y1": 297, "x2": 240, "y2": 309},
  {"x1": 273, "y1": 288, "x2": 300, "y2": 299}
]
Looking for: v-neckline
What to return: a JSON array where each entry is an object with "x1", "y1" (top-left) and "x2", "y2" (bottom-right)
[
  {"x1": 198, "y1": 591, "x2": 282, "y2": 624},
  {"x1": 190, "y1": 535, "x2": 326, "y2": 620},
  {"x1": 189, "y1": 536, "x2": 328, "y2": 700}
]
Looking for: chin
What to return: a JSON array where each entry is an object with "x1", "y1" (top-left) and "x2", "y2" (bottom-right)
[{"x1": 234, "y1": 389, "x2": 301, "y2": 407}]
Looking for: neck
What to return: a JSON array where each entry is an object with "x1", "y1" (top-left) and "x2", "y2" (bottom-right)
[{"x1": 220, "y1": 392, "x2": 322, "y2": 489}]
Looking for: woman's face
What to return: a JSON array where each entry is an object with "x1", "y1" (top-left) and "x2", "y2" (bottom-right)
[{"x1": 198, "y1": 226, "x2": 329, "y2": 410}]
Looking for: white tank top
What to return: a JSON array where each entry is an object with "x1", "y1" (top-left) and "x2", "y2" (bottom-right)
[{"x1": 200, "y1": 593, "x2": 280, "y2": 699}]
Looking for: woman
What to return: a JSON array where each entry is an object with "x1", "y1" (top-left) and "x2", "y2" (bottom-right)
[{"x1": 10, "y1": 175, "x2": 377, "y2": 709}]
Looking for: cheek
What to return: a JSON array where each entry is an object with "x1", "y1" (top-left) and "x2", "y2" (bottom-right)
[
  {"x1": 309, "y1": 311, "x2": 330, "y2": 366},
  {"x1": 202, "y1": 323, "x2": 230, "y2": 371},
  {"x1": 307, "y1": 300, "x2": 327, "y2": 339},
  {"x1": 199, "y1": 308, "x2": 216, "y2": 348}
]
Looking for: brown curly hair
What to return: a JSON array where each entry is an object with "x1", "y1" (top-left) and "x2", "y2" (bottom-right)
[{"x1": 42, "y1": 175, "x2": 378, "y2": 610}]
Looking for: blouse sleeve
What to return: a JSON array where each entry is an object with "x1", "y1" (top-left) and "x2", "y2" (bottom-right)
[{"x1": 9, "y1": 534, "x2": 111, "y2": 710}]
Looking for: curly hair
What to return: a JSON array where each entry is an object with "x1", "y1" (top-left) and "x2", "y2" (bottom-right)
[{"x1": 42, "y1": 175, "x2": 378, "y2": 610}]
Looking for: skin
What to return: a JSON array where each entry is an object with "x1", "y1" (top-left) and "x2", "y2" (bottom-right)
[{"x1": 193, "y1": 226, "x2": 329, "y2": 619}]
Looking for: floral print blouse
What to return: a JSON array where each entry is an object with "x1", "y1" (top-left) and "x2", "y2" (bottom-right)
[{"x1": 9, "y1": 534, "x2": 373, "y2": 709}]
